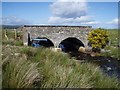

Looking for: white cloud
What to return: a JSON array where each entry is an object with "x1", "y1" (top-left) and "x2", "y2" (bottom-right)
[
  {"x1": 50, "y1": 0, "x2": 87, "y2": 18},
  {"x1": 2, "y1": 16, "x2": 31, "y2": 25},
  {"x1": 48, "y1": 0, "x2": 118, "y2": 29},
  {"x1": 107, "y1": 18, "x2": 118, "y2": 25},
  {"x1": 74, "y1": 16, "x2": 92, "y2": 23},
  {"x1": 81, "y1": 21, "x2": 100, "y2": 25},
  {"x1": 48, "y1": 16, "x2": 93, "y2": 24},
  {"x1": 48, "y1": 0, "x2": 95, "y2": 25}
]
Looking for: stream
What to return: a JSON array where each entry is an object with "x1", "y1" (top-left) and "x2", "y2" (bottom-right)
[{"x1": 68, "y1": 51, "x2": 120, "y2": 80}]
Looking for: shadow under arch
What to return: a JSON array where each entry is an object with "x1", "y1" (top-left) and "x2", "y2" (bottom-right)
[
  {"x1": 58, "y1": 37, "x2": 85, "y2": 52},
  {"x1": 31, "y1": 37, "x2": 54, "y2": 47}
]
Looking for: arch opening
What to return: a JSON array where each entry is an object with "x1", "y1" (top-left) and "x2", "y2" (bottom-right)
[
  {"x1": 58, "y1": 37, "x2": 84, "y2": 52},
  {"x1": 31, "y1": 37, "x2": 54, "y2": 47}
]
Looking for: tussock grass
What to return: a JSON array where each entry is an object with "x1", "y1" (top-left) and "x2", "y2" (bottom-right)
[
  {"x1": 31, "y1": 47, "x2": 120, "y2": 88},
  {"x1": 2, "y1": 46, "x2": 120, "y2": 88},
  {"x1": 2, "y1": 58, "x2": 40, "y2": 88}
]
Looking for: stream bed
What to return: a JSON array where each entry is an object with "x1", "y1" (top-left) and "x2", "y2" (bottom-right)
[{"x1": 69, "y1": 51, "x2": 120, "y2": 80}]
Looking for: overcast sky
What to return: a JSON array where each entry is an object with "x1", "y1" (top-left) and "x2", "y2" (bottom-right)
[{"x1": 2, "y1": 0, "x2": 119, "y2": 28}]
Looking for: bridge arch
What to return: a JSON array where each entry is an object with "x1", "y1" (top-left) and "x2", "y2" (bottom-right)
[
  {"x1": 58, "y1": 37, "x2": 84, "y2": 52},
  {"x1": 31, "y1": 37, "x2": 54, "y2": 47}
]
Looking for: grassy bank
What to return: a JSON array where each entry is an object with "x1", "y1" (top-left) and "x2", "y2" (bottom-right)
[
  {"x1": 101, "y1": 29, "x2": 120, "y2": 59},
  {"x1": 2, "y1": 46, "x2": 120, "y2": 88}
]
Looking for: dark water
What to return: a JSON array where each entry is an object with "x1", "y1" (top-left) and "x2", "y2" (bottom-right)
[
  {"x1": 98, "y1": 58, "x2": 120, "y2": 79},
  {"x1": 69, "y1": 51, "x2": 120, "y2": 80}
]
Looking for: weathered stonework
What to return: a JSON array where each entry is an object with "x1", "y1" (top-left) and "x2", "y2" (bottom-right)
[{"x1": 21, "y1": 25, "x2": 92, "y2": 47}]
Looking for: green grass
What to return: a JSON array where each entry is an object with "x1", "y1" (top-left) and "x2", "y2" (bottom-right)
[
  {"x1": 2, "y1": 58, "x2": 40, "y2": 88},
  {"x1": 2, "y1": 29, "x2": 23, "y2": 46},
  {"x1": 2, "y1": 46, "x2": 40, "y2": 88},
  {"x1": 106, "y1": 29, "x2": 119, "y2": 47},
  {"x1": 99, "y1": 29, "x2": 119, "y2": 59},
  {"x1": 2, "y1": 40, "x2": 23, "y2": 46},
  {"x1": 2, "y1": 29, "x2": 23, "y2": 40},
  {"x1": 2, "y1": 46, "x2": 120, "y2": 88},
  {"x1": 101, "y1": 46, "x2": 120, "y2": 60}
]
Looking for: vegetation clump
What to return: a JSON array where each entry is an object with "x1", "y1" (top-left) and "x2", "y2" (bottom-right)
[
  {"x1": 88, "y1": 28, "x2": 109, "y2": 53},
  {"x1": 2, "y1": 46, "x2": 120, "y2": 88}
]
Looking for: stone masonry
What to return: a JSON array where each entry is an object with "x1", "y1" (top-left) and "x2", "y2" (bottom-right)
[{"x1": 21, "y1": 25, "x2": 92, "y2": 47}]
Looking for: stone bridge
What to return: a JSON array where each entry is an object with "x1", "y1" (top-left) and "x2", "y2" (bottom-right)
[{"x1": 21, "y1": 25, "x2": 92, "y2": 48}]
